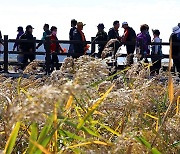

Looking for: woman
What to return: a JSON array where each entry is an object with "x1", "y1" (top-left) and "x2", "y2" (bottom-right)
[
  {"x1": 49, "y1": 26, "x2": 64, "y2": 72},
  {"x1": 151, "y1": 29, "x2": 162, "y2": 75}
]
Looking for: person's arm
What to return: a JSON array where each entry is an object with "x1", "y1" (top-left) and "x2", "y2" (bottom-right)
[
  {"x1": 108, "y1": 29, "x2": 114, "y2": 40},
  {"x1": 122, "y1": 30, "x2": 129, "y2": 42}
]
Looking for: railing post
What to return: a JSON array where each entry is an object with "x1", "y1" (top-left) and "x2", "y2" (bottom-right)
[
  {"x1": 45, "y1": 37, "x2": 51, "y2": 74},
  {"x1": 4, "y1": 35, "x2": 8, "y2": 73},
  {"x1": 91, "y1": 37, "x2": 96, "y2": 57}
]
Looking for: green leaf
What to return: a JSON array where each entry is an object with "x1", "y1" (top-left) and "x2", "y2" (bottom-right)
[
  {"x1": 135, "y1": 136, "x2": 151, "y2": 149},
  {"x1": 4, "y1": 122, "x2": 21, "y2": 154},
  {"x1": 151, "y1": 147, "x2": 162, "y2": 154},
  {"x1": 59, "y1": 129, "x2": 85, "y2": 141},
  {"x1": 27, "y1": 123, "x2": 38, "y2": 154}
]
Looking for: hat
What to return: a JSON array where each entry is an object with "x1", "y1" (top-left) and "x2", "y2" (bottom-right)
[
  {"x1": 97, "y1": 23, "x2": 105, "y2": 29},
  {"x1": 173, "y1": 26, "x2": 180, "y2": 34},
  {"x1": 17, "y1": 26, "x2": 23, "y2": 32},
  {"x1": 77, "y1": 22, "x2": 86, "y2": 26},
  {"x1": 152, "y1": 29, "x2": 160, "y2": 35},
  {"x1": 26, "y1": 25, "x2": 34, "y2": 30},
  {"x1": 122, "y1": 21, "x2": 128, "y2": 27}
]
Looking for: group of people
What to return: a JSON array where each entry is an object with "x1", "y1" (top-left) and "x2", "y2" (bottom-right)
[{"x1": 0, "y1": 20, "x2": 179, "y2": 76}]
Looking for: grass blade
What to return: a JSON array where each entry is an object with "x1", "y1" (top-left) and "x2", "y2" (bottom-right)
[
  {"x1": 4, "y1": 122, "x2": 21, "y2": 154},
  {"x1": 77, "y1": 85, "x2": 114, "y2": 129}
]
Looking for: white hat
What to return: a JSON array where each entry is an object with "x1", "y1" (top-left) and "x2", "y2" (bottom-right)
[
  {"x1": 172, "y1": 26, "x2": 180, "y2": 34},
  {"x1": 122, "y1": 21, "x2": 128, "y2": 27}
]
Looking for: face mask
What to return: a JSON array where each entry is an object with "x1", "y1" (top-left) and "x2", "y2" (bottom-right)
[{"x1": 52, "y1": 31, "x2": 57, "y2": 35}]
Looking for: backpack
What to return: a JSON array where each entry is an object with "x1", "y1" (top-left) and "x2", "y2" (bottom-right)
[{"x1": 128, "y1": 27, "x2": 136, "y2": 42}]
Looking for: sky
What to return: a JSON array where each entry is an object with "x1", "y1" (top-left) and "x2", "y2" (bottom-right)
[{"x1": 0, "y1": 0, "x2": 180, "y2": 49}]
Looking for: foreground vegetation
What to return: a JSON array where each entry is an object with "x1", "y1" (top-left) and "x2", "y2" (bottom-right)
[{"x1": 0, "y1": 56, "x2": 179, "y2": 154}]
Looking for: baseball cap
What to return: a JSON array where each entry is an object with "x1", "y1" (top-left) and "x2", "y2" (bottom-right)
[
  {"x1": 26, "y1": 25, "x2": 34, "y2": 30},
  {"x1": 122, "y1": 21, "x2": 128, "y2": 27}
]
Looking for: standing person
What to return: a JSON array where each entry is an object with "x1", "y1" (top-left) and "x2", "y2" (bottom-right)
[
  {"x1": 36, "y1": 23, "x2": 51, "y2": 49},
  {"x1": 73, "y1": 22, "x2": 88, "y2": 58},
  {"x1": 171, "y1": 26, "x2": 180, "y2": 76},
  {"x1": 68, "y1": 19, "x2": 77, "y2": 54},
  {"x1": 136, "y1": 24, "x2": 150, "y2": 62},
  {"x1": 95, "y1": 23, "x2": 108, "y2": 58},
  {"x1": 108, "y1": 20, "x2": 121, "y2": 56},
  {"x1": 19, "y1": 25, "x2": 35, "y2": 69},
  {"x1": 151, "y1": 29, "x2": 162, "y2": 75},
  {"x1": 121, "y1": 22, "x2": 136, "y2": 66},
  {"x1": 49, "y1": 26, "x2": 64, "y2": 72},
  {"x1": 13, "y1": 26, "x2": 24, "y2": 51}
]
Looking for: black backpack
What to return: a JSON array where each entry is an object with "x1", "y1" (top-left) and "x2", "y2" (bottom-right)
[{"x1": 128, "y1": 27, "x2": 136, "y2": 42}]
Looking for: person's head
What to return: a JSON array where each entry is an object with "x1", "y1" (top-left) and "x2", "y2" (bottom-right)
[
  {"x1": 113, "y1": 20, "x2": 120, "y2": 30},
  {"x1": 71, "y1": 19, "x2": 77, "y2": 27},
  {"x1": 17, "y1": 26, "x2": 23, "y2": 32},
  {"x1": 140, "y1": 24, "x2": 148, "y2": 32},
  {"x1": 152, "y1": 29, "x2": 160, "y2": 37},
  {"x1": 172, "y1": 26, "x2": 180, "y2": 34},
  {"x1": 121, "y1": 21, "x2": 128, "y2": 29},
  {"x1": 97, "y1": 23, "x2": 105, "y2": 31},
  {"x1": 143, "y1": 24, "x2": 149, "y2": 31},
  {"x1": 43, "y1": 24, "x2": 49, "y2": 31},
  {"x1": 26, "y1": 25, "x2": 34, "y2": 33},
  {"x1": 50, "y1": 26, "x2": 57, "y2": 35},
  {"x1": 77, "y1": 22, "x2": 86, "y2": 31}
]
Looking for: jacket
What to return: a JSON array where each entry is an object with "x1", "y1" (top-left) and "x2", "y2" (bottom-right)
[
  {"x1": 19, "y1": 32, "x2": 35, "y2": 52},
  {"x1": 13, "y1": 31, "x2": 24, "y2": 51},
  {"x1": 50, "y1": 34, "x2": 61, "y2": 53},
  {"x1": 96, "y1": 30, "x2": 108, "y2": 51},
  {"x1": 108, "y1": 28, "x2": 120, "y2": 41},
  {"x1": 171, "y1": 32, "x2": 180, "y2": 57},
  {"x1": 73, "y1": 29, "x2": 87, "y2": 53}
]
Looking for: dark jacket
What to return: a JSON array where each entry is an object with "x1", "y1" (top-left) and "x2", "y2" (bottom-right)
[
  {"x1": 0, "y1": 31, "x2": 2, "y2": 44},
  {"x1": 69, "y1": 27, "x2": 76, "y2": 40},
  {"x1": 13, "y1": 31, "x2": 24, "y2": 51},
  {"x1": 171, "y1": 32, "x2": 180, "y2": 57},
  {"x1": 108, "y1": 28, "x2": 120, "y2": 41},
  {"x1": 96, "y1": 30, "x2": 108, "y2": 52},
  {"x1": 73, "y1": 29, "x2": 87, "y2": 53},
  {"x1": 19, "y1": 32, "x2": 35, "y2": 52}
]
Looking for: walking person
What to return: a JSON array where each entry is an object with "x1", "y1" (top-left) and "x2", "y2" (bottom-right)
[
  {"x1": 49, "y1": 26, "x2": 64, "y2": 72},
  {"x1": 95, "y1": 23, "x2": 108, "y2": 58},
  {"x1": 108, "y1": 20, "x2": 121, "y2": 57},
  {"x1": 121, "y1": 22, "x2": 136, "y2": 66},
  {"x1": 171, "y1": 26, "x2": 180, "y2": 76},
  {"x1": 68, "y1": 19, "x2": 77, "y2": 55},
  {"x1": 73, "y1": 22, "x2": 88, "y2": 58},
  {"x1": 136, "y1": 24, "x2": 151, "y2": 63},
  {"x1": 19, "y1": 25, "x2": 35, "y2": 69},
  {"x1": 151, "y1": 29, "x2": 162, "y2": 75},
  {"x1": 13, "y1": 26, "x2": 24, "y2": 72},
  {"x1": 36, "y1": 23, "x2": 51, "y2": 49}
]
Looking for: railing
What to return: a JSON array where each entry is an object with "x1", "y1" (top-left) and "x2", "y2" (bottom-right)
[{"x1": 0, "y1": 35, "x2": 173, "y2": 74}]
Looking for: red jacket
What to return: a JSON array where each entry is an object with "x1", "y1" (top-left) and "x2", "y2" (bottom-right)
[{"x1": 50, "y1": 34, "x2": 63, "y2": 53}]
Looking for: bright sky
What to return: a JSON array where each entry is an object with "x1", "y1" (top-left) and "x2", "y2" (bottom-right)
[{"x1": 0, "y1": 0, "x2": 179, "y2": 44}]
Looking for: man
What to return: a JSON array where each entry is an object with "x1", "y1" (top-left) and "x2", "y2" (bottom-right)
[
  {"x1": 13, "y1": 26, "x2": 24, "y2": 51},
  {"x1": 95, "y1": 23, "x2": 108, "y2": 58},
  {"x1": 68, "y1": 19, "x2": 77, "y2": 54},
  {"x1": 121, "y1": 22, "x2": 136, "y2": 65},
  {"x1": 19, "y1": 25, "x2": 35, "y2": 69},
  {"x1": 73, "y1": 22, "x2": 88, "y2": 58},
  {"x1": 171, "y1": 26, "x2": 180, "y2": 76},
  {"x1": 36, "y1": 24, "x2": 51, "y2": 49},
  {"x1": 108, "y1": 20, "x2": 121, "y2": 56}
]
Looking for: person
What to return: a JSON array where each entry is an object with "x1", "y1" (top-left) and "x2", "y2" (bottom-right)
[
  {"x1": 36, "y1": 23, "x2": 51, "y2": 49},
  {"x1": 13, "y1": 26, "x2": 24, "y2": 51},
  {"x1": 0, "y1": 30, "x2": 3, "y2": 51},
  {"x1": 171, "y1": 26, "x2": 180, "y2": 76},
  {"x1": 121, "y1": 22, "x2": 136, "y2": 65},
  {"x1": 108, "y1": 20, "x2": 121, "y2": 56},
  {"x1": 151, "y1": 29, "x2": 162, "y2": 75},
  {"x1": 68, "y1": 19, "x2": 77, "y2": 54},
  {"x1": 136, "y1": 24, "x2": 151, "y2": 63},
  {"x1": 73, "y1": 22, "x2": 88, "y2": 58},
  {"x1": 19, "y1": 25, "x2": 35, "y2": 69},
  {"x1": 95, "y1": 23, "x2": 108, "y2": 58},
  {"x1": 49, "y1": 26, "x2": 64, "y2": 72}
]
